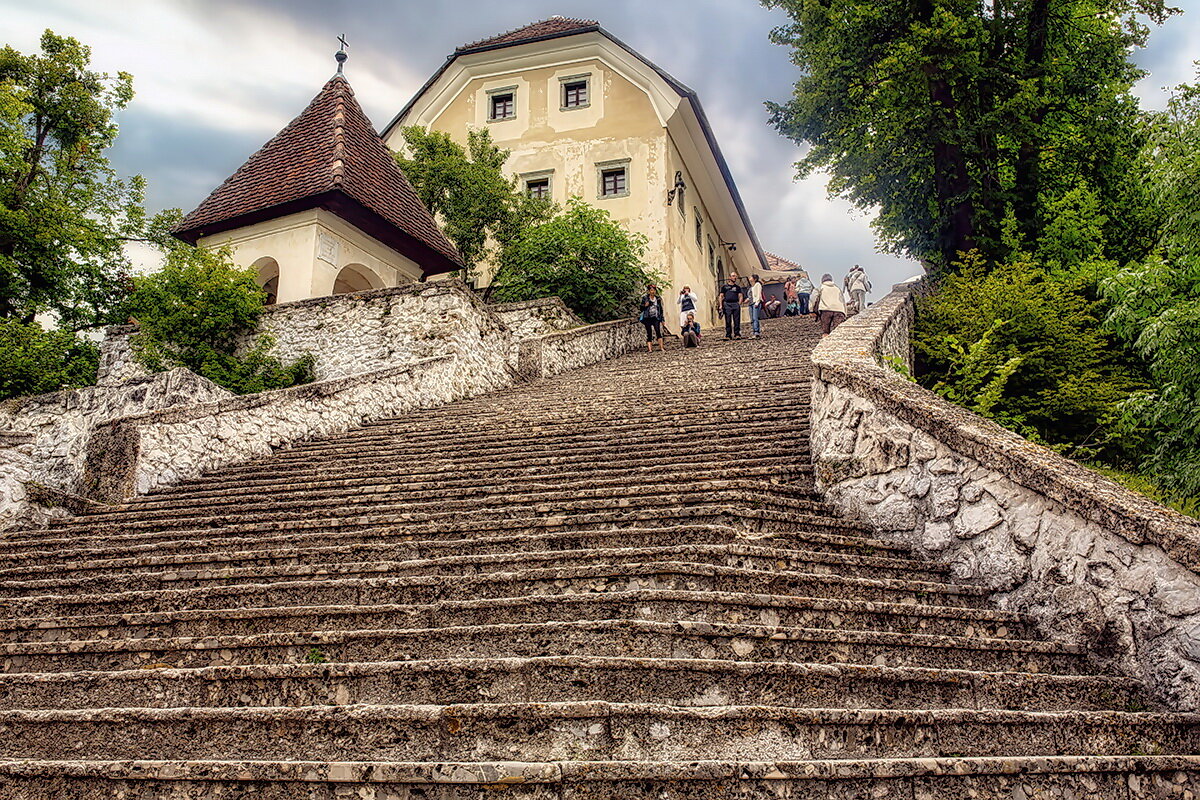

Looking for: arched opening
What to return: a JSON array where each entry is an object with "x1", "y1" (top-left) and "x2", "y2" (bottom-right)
[
  {"x1": 333, "y1": 263, "x2": 383, "y2": 295},
  {"x1": 252, "y1": 257, "x2": 280, "y2": 305}
]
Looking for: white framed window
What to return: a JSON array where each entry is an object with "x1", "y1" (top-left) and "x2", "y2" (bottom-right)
[
  {"x1": 487, "y1": 86, "x2": 517, "y2": 121},
  {"x1": 560, "y1": 73, "x2": 590, "y2": 110},
  {"x1": 596, "y1": 159, "x2": 630, "y2": 199}
]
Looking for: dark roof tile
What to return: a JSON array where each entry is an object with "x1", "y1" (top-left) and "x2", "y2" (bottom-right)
[
  {"x1": 457, "y1": 17, "x2": 598, "y2": 52},
  {"x1": 174, "y1": 75, "x2": 462, "y2": 269}
]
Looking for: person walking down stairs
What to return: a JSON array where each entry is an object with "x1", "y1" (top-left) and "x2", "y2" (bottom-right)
[
  {"x1": 812, "y1": 273, "x2": 847, "y2": 335},
  {"x1": 844, "y1": 264, "x2": 872, "y2": 316},
  {"x1": 639, "y1": 284, "x2": 666, "y2": 353}
]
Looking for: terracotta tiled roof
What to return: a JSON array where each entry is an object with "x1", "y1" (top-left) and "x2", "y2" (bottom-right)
[
  {"x1": 457, "y1": 17, "x2": 598, "y2": 52},
  {"x1": 764, "y1": 252, "x2": 806, "y2": 272},
  {"x1": 174, "y1": 75, "x2": 462, "y2": 270}
]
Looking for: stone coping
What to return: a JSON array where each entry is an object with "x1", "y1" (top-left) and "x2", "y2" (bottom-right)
[
  {"x1": 490, "y1": 295, "x2": 583, "y2": 321},
  {"x1": 0, "y1": 368, "x2": 206, "y2": 416},
  {"x1": 0, "y1": 432, "x2": 33, "y2": 448},
  {"x1": 532, "y1": 317, "x2": 636, "y2": 343},
  {"x1": 0, "y1": 755, "x2": 1198, "y2": 783},
  {"x1": 88, "y1": 357, "x2": 449, "y2": 431},
  {"x1": 811, "y1": 283, "x2": 1200, "y2": 571}
]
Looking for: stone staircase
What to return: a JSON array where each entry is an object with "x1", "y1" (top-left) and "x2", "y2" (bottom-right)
[{"x1": 0, "y1": 315, "x2": 1197, "y2": 798}]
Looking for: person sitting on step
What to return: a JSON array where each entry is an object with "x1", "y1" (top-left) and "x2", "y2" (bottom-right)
[{"x1": 680, "y1": 312, "x2": 702, "y2": 348}]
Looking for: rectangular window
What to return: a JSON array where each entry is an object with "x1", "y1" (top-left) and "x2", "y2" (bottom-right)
[
  {"x1": 601, "y1": 168, "x2": 626, "y2": 197},
  {"x1": 694, "y1": 209, "x2": 703, "y2": 247},
  {"x1": 489, "y1": 91, "x2": 515, "y2": 120},
  {"x1": 562, "y1": 80, "x2": 588, "y2": 108},
  {"x1": 707, "y1": 237, "x2": 716, "y2": 272},
  {"x1": 526, "y1": 178, "x2": 550, "y2": 199}
]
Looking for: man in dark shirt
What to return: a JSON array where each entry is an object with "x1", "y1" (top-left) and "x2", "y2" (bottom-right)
[{"x1": 718, "y1": 271, "x2": 745, "y2": 340}]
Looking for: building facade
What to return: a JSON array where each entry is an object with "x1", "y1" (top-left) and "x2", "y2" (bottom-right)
[{"x1": 386, "y1": 17, "x2": 768, "y2": 326}]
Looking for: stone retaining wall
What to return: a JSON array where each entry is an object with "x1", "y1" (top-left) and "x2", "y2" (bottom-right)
[
  {"x1": 491, "y1": 296, "x2": 584, "y2": 341},
  {"x1": 810, "y1": 281, "x2": 1200, "y2": 709},
  {"x1": 517, "y1": 319, "x2": 643, "y2": 380}
]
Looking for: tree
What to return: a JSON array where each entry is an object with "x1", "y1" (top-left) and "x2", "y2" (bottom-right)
[
  {"x1": 1103, "y1": 76, "x2": 1200, "y2": 499},
  {"x1": 125, "y1": 240, "x2": 314, "y2": 395},
  {"x1": 763, "y1": 0, "x2": 1173, "y2": 271},
  {"x1": 0, "y1": 320, "x2": 98, "y2": 400},
  {"x1": 393, "y1": 126, "x2": 551, "y2": 274},
  {"x1": 490, "y1": 198, "x2": 662, "y2": 323},
  {"x1": 0, "y1": 30, "x2": 143, "y2": 328},
  {"x1": 914, "y1": 257, "x2": 1144, "y2": 464}
]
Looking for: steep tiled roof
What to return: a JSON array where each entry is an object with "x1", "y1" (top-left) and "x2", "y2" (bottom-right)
[
  {"x1": 457, "y1": 17, "x2": 598, "y2": 53},
  {"x1": 764, "y1": 252, "x2": 806, "y2": 272},
  {"x1": 174, "y1": 75, "x2": 462, "y2": 271}
]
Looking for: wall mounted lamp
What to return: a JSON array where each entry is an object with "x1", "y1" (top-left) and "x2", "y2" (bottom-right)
[{"x1": 666, "y1": 171, "x2": 686, "y2": 205}]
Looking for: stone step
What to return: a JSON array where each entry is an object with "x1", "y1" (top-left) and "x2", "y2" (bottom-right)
[
  {"x1": 170, "y1": 439, "x2": 811, "y2": 487},
  {"x1": 0, "y1": 755, "x2": 1194, "y2": 800},
  {"x1": 0, "y1": 589, "x2": 1031, "y2": 646},
  {"x1": 2, "y1": 703, "x2": 1194, "y2": 762},
  {"x1": 148, "y1": 453, "x2": 812, "y2": 504},
  {"x1": 0, "y1": 617, "x2": 1085, "y2": 676},
  {"x1": 0, "y1": 540, "x2": 950, "y2": 590},
  {"x1": 0, "y1": 654, "x2": 1136, "y2": 713},
  {"x1": 288, "y1": 408, "x2": 814, "y2": 452},
  {"x1": 0, "y1": 510, "x2": 899, "y2": 568},
  {"x1": 0, "y1": 561, "x2": 993, "y2": 619},
  {"x1": 126, "y1": 461, "x2": 815, "y2": 511},
  {"x1": 70, "y1": 478, "x2": 826, "y2": 530},
  {"x1": 5, "y1": 505, "x2": 873, "y2": 560}
]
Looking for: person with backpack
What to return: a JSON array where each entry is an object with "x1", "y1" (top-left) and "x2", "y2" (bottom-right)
[
  {"x1": 795, "y1": 269, "x2": 815, "y2": 315},
  {"x1": 717, "y1": 272, "x2": 745, "y2": 340},
  {"x1": 639, "y1": 284, "x2": 666, "y2": 353},
  {"x1": 844, "y1": 265, "x2": 872, "y2": 316}
]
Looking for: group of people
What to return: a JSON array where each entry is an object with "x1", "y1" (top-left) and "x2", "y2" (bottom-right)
[{"x1": 637, "y1": 264, "x2": 873, "y2": 350}]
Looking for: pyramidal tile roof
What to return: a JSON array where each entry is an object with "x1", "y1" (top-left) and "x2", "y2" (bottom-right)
[
  {"x1": 764, "y1": 252, "x2": 807, "y2": 272},
  {"x1": 174, "y1": 74, "x2": 462, "y2": 272},
  {"x1": 457, "y1": 17, "x2": 598, "y2": 52}
]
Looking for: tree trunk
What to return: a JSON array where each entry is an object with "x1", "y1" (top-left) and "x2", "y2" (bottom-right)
[{"x1": 1013, "y1": 0, "x2": 1051, "y2": 245}]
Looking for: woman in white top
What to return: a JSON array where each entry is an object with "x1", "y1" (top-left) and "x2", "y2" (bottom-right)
[
  {"x1": 677, "y1": 286, "x2": 699, "y2": 327},
  {"x1": 811, "y1": 273, "x2": 847, "y2": 335}
]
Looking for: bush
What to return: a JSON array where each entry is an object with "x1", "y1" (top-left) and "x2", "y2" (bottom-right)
[
  {"x1": 490, "y1": 198, "x2": 663, "y2": 323},
  {"x1": 914, "y1": 257, "x2": 1145, "y2": 465},
  {"x1": 0, "y1": 320, "x2": 98, "y2": 400},
  {"x1": 125, "y1": 245, "x2": 313, "y2": 395}
]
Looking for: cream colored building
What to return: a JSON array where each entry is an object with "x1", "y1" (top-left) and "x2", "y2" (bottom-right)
[
  {"x1": 385, "y1": 17, "x2": 768, "y2": 326},
  {"x1": 173, "y1": 72, "x2": 463, "y2": 304}
]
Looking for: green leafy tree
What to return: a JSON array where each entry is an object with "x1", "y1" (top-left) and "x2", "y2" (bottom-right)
[
  {"x1": 0, "y1": 320, "x2": 98, "y2": 400},
  {"x1": 490, "y1": 197, "x2": 663, "y2": 323},
  {"x1": 0, "y1": 30, "x2": 143, "y2": 327},
  {"x1": 762, "y1": 0, "x2": 1172, "y2": 270},
  {"x1": 393, "y1": 126, "x2": 551, "y2": 275},
  {"x1": 125, "y1": 242, "x2": 314, "y2": 395},
  {"x1": 1103, "y1": 76, "x2": 1200, "y2": 498},
  {"x1": 915, "y1": 257, "x2": 1144, "y2": 463}
]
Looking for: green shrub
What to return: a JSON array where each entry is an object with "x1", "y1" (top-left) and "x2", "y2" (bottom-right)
[
  {"x1": 490, "y1": 198, "x2": 663, "y2": 323},
  {"x1": 914, "y1": 256, "x2": 1145, "y2": 465},
  {"x1": 125, "y1": 245, "x2": 313, "y2": 395},
  {"x1": 0, "y1": 320, "x2": 98, "y2": 400}
]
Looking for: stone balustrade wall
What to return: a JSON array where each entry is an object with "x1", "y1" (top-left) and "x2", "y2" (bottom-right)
[{"x1": 810, "y1": 281, "x2": 1200, "y2": 709}]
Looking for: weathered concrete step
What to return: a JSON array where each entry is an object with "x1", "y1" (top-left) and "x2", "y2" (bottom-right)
[
  {"x1": 0, "y1": 509, "x2": 897, "y2": 570},
  {"x1": 0, "y1": 561, "x2": 992, "y2": 619},
  {"x1": 3, "y1": 703, "x2": 1195, "y2": 762},
  {"x1": 7, "y1": 504, "x2": 872, "y2": 560},
  {"x1": 0, "y1": 617, "x2": 1084, "y2": 676},
  {"x1": 0, "y1": 755, "x2": 1194, "y2": 800},
  {"x1": 0, "y1": 654, "x2": 1138, "y2": 713},
  {"x1": 0, "y1": 540, "x2": 948, "y2": 591},
  {"x1": 129, "y1": 461, "x2": 815, "y2": 511},
  {"x1": 71, "y1": 479, "x2": 825, "y2": 529},
  {"x1": 0, "y1": 588, "x2": 1032, "y2": 646},
  {"x1": 153, "y1": 452, "x2": 813, "y2": 503}
]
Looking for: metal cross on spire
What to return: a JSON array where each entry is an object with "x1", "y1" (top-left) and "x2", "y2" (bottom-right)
[{"x1": 335, "y1": 34, "x2": 348, "y2": 74}]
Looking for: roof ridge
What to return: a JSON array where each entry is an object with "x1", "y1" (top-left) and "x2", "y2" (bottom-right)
[
  {"x1": 457, "y1": 17, "x2": 598, "y2": 52},
  {"x1": 330, "y1": 76, "x2": 348, "y2": 187}
]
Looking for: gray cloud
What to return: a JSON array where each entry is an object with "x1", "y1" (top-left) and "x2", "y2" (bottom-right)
[{"x1": 4, "y1": 0, "x2": 1193, "y2": 290}]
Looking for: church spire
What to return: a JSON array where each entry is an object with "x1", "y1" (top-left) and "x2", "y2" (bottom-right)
[{"x1": 335, "y1": 34, "x2": 348, "y2": 74}]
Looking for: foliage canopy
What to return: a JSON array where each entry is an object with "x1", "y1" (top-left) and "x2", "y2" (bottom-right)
[
  {"x1": 0, "y1": 319, "x2": 98, "y2": 401},
  {"x1": 490, "y1": 198, "x2": 662, "y2": 323},
  {"x1": 0, "y1": 30, "x2": 143, "y2": 328}
]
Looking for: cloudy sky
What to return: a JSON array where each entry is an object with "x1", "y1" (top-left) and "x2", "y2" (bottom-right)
[{"x1": 3, "y1": 0, "x2": 1197, "y2": 288}]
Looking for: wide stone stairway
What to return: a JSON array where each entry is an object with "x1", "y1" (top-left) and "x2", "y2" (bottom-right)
[{"x1": 0, "y1": 315, "x2": 1197, "y2": 798}]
